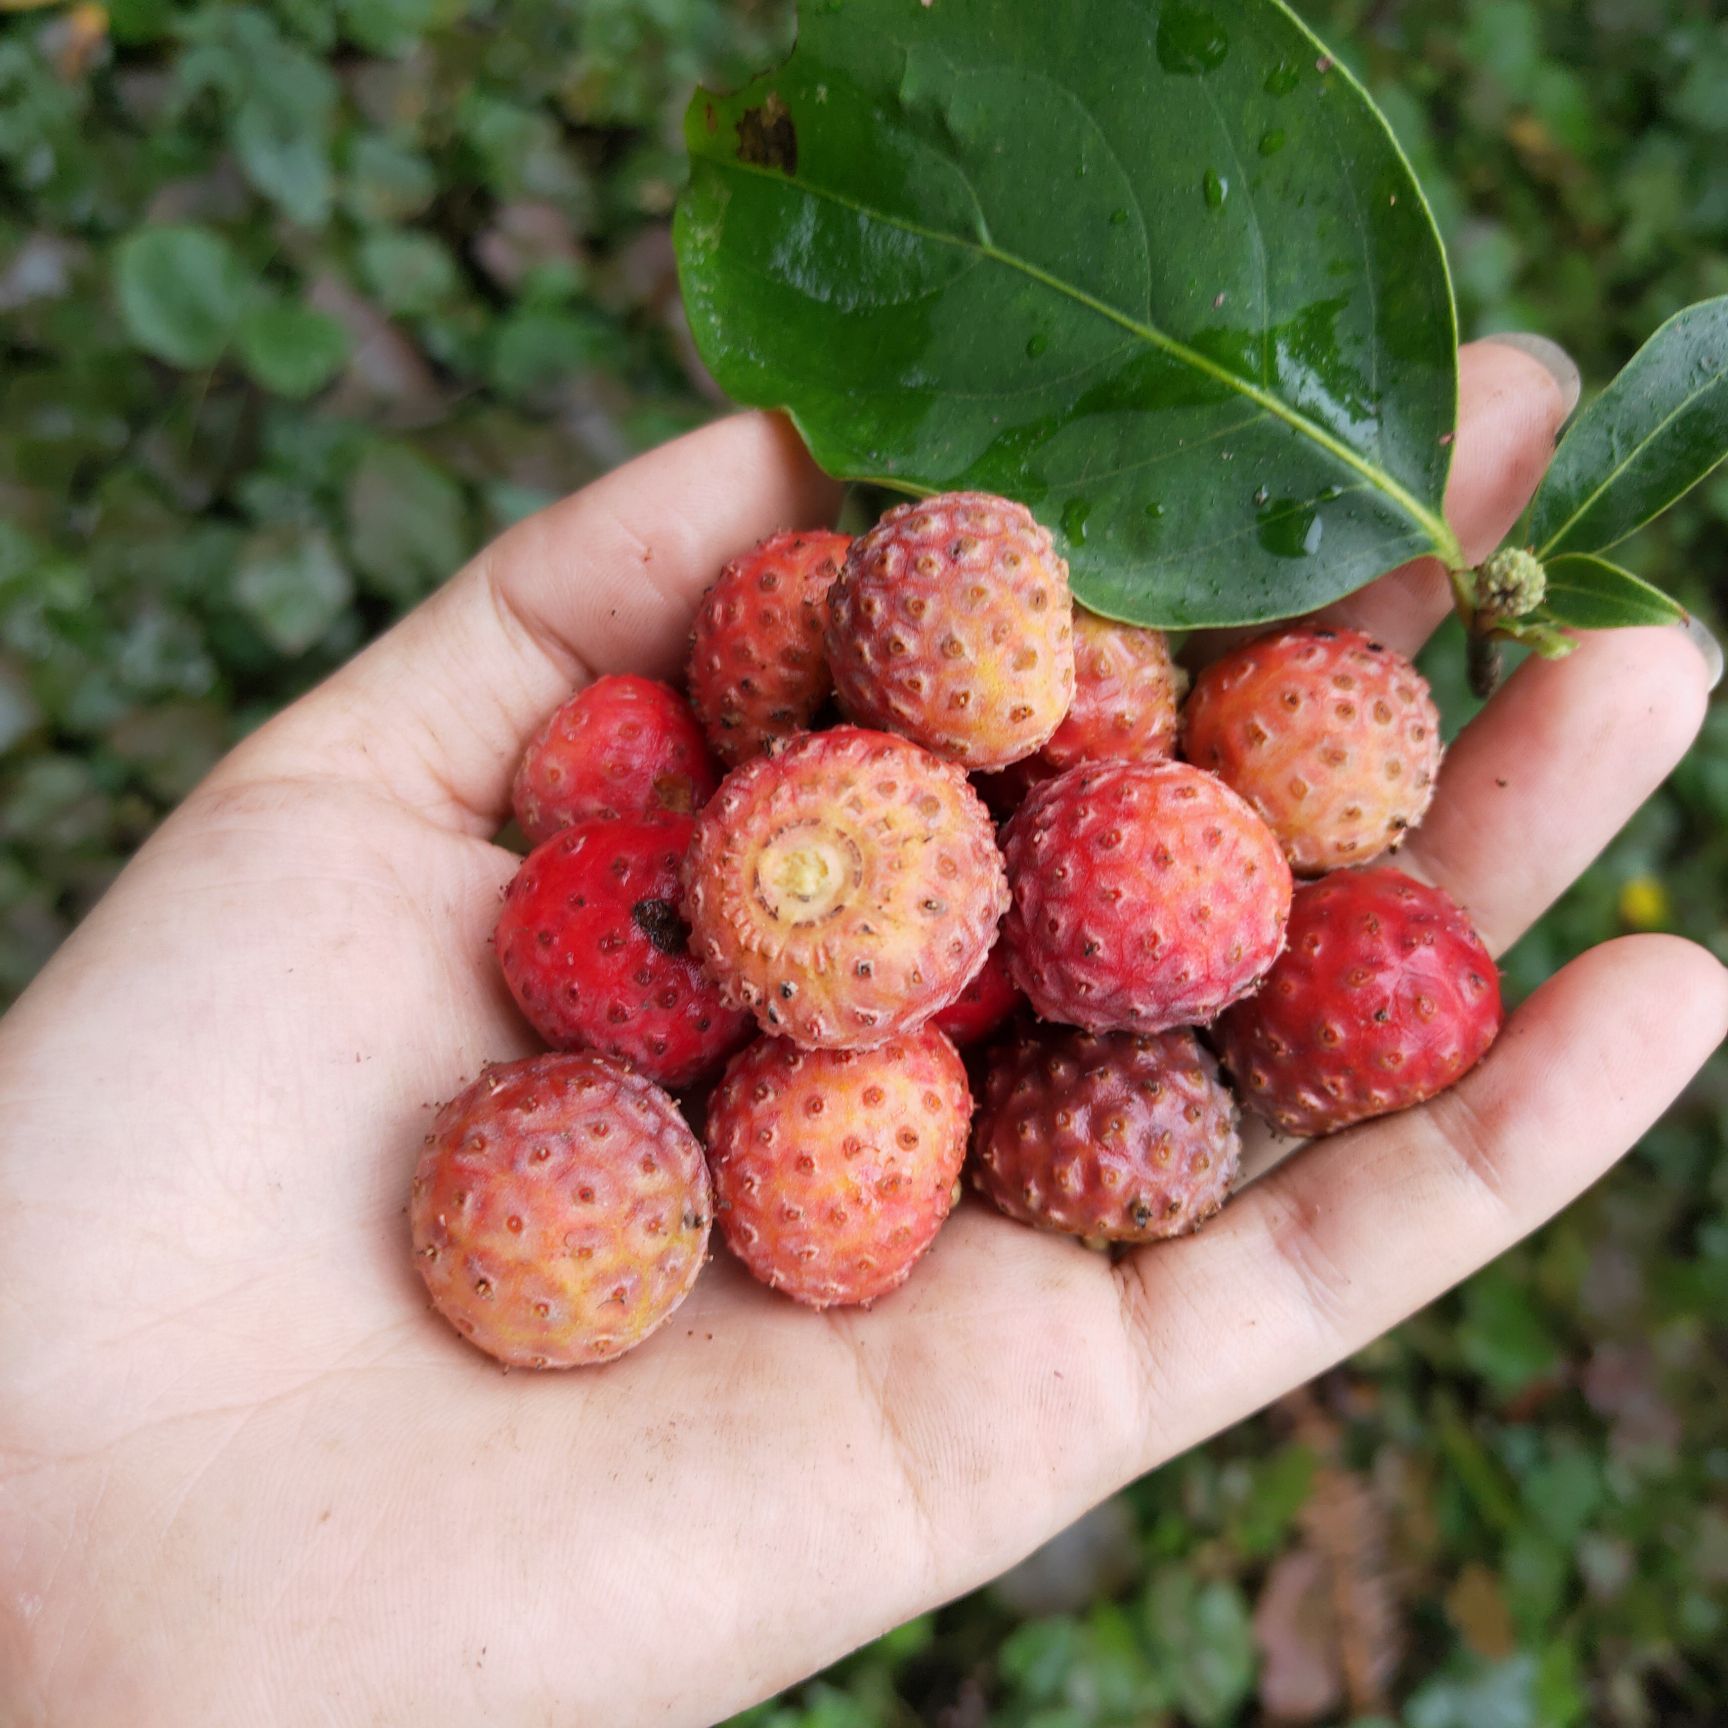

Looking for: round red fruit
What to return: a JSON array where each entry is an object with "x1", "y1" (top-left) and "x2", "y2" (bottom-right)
[
  {"x1": 683, "y1": 727, "x2": 1008, "y2": 1049},
  {"x1": 1216, "y1": 865, "x2": 1502, "y2": 1137},
  {"x1": 1003, "y1": 759, "x2": 1292, "y2": 1033},
  {"x1": 973, "y1": 1025, "x2": 1240, "y2": 1243},
  {"x1": 411, "y1": 1052, "x2": 710, "y2": 1368},
  {"x1": 1182, "y1": 625, "x2": 1442, "y2": 875},
  {"x1": 495, "y1": 816, "x2": 751, "y2": 1089},
  {"x1": 706, "y1": 1030, "x2": 971, "y2": 1307},
  {"x1": 512, "y1": 674, "x2": 720, "y2": 845},
  {"x1": 688, "y1": 528, "x2": 851, "y2": 764},
  {"x1": 930, "y1": 933, "x2": 1023, "y2": 1048},
  {"x1": 1039, "y1": 609, "x2": 1186, "y2": 773},
  {"x1": 827, "y1": 492, "x2": 1075, "y2": 770}
]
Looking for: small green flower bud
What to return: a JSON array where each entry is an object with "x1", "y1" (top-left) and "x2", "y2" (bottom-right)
[{"x1": 1476, "y1": 548, "x2": 1548, "y2": 621}]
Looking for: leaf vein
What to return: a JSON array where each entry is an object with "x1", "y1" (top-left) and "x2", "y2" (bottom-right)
[
  {"x1": 702, "y1": 152, "x2": 1458, "y2": 561},
  {"x1": 1536, "y1": 369, "x2": 1728, "y2": 559}
]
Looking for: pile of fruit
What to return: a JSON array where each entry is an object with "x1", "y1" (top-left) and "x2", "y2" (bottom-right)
[{"x1": 409, "y1": 493, "x2": 1503, "y2": 1369}]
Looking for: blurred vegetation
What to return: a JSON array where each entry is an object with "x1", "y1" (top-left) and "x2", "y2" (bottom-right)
[{"x1": 1, "y1": 0, "x2": 1725, "y2": 1721}]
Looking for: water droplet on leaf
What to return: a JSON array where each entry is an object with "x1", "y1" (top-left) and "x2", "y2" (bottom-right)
[
  {"x1": 1259, "y1": 129, "x2": 1288, "y2": 157},
  {"x1": 1156, "y1": 2, "x2": 1229, "y2": 76},
  {"x1": 1258, "y1": 502, "x2": 1326, "y2": 559},
  {"x1": 1061, "y1": 498, "x2": 1092, "y2": 545},
  {"x1": 1203, "y1": 168, "x2": 1229, "y2": 210},
  {"x1": 1026, "y1": 332, "x2": 1050, "y2": 358}
]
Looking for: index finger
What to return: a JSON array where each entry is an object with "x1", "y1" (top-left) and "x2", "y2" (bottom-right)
[{"x1": 231, "y1": 411, "x2": 842, "y2": 836}]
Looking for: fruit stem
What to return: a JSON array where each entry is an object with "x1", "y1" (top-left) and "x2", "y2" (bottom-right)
[{"x1": 1466, "y1": 631, "x2": 1505, "y2": 700}]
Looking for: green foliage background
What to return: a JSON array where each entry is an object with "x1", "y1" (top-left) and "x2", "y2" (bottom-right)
[{"x1": 2, "y1": 0, "x2": 1724, "y2": 1721}]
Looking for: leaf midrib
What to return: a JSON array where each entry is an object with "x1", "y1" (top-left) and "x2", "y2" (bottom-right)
[
  {"x1": 1535, "y1": 362, "x2": 1728, "y2": 559},
  {"x1": 702, "y1": 149, "x2": 1462, "y2": 564}
]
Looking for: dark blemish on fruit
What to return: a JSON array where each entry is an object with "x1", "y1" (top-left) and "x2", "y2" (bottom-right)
[{"x1": 631, "y1": 896, "x2": 692, "y2": 957}]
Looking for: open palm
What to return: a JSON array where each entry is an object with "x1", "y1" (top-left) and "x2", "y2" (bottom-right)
[{"x1": 2, "y1": 341, "x2": 1723, "y2": 1728}]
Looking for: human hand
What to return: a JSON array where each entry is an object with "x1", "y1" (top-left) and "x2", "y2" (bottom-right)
[{"x1": 1, "y1": 339, "x2": 1722, "y2": 1728}]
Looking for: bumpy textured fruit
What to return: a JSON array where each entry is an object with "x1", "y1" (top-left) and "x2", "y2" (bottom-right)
[
  {"x1": 512, "y1": 674, "x2": 719, "y2": 845},
  {"x1": 972, "y1": 613, "x2": 1186, "y2": 813},
  {"x1": 496, "y1": 817, "x2": 751, "y2": 1089},
  {"x1": 973, "y1": 1026, "x2": 1240, "y2": 1243},
  {"x1": 1182, "y1": 625, "x2": 1442, "y2": 875},
  {"x1": 930, "y1": 933, "x2": 1023, "y2": 1048},
  {"x1": 1003, "y1": 760, "x2": 1292, "y2": 1033},
  {"x1": 826, "y1": 492, "x2": 1075, "y2": 770},
  {"x1": 687, "y1": 529, "x2": 851, "y2": 764},
  {"x1": 1217, "y1": 866, "x2": 1503, "y2": 1137},
  {"x1": 683, "y1": 726, "x2": 1008, "y2": 1049},
  {"x1": 410, "y1": 1052, "x2": 710, "y2": 1368},
  {"x1": 706, "y1": 1030, "x2": 971, "y2": 1306},
  {"x1": 1040, "y1": 610, "x2": 1186, "y2": 772}
]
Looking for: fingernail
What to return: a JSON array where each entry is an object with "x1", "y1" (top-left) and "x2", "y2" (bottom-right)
[
  {"x1": 1486, "y1": 332, "x2": 1583, "y2": 420},
  {"x1": 1681, "y1": 612, "x2": 1725, "y2": 692}
]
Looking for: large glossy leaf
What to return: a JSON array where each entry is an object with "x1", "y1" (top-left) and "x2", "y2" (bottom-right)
[
  {"x1": 1530, "y1": 296, "x2": 1728, "y2": 561},
  {"x1": 676, "y1": 0, "x2": 1462, "y2": 628}
]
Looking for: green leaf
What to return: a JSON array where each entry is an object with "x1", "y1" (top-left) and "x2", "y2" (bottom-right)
[
  {"x1": 1141, "y1": 1569, "x2": 1254, "y2": 1726},
  {"x1": 339, "y1": 0, "x2": 442, "y2": 56},
  {"x1": 345, "y1": 441, "x2": 468, "y2": 603},
  {"x1": 1179, "y1": 1579, "x2": 1256, "y2": 1725},
  {"x1": 1529, "y1": 295, "x2": 1728, "y2": 560},
  {"x1": 107, "y1": 0, "x2": 177, "y2": 44},
  {"x1": 341, "y1": 134, "x2": 438, "y2": 224},
  {"x1": 489, "y1": 305, "x2": 610, "y2": 400},
  {"x1": 1523, "y1": 1449, "x2": 1605, "y2": 1548},
  {"x1": 231, "y1": 49, "x2": 337, "y2": 224},
  {"x1": 236, "y1": 301, "x2": 349, "y2": 398},
  {"x1": 358, "y1": 229, "x2": 461, "y2": 317},
  {"x1": 1537, "y1": 554, "x2": 1686, "y2": 631},
  {"x1": 675, "y1": 0, "x2": 1462, "y2": 628},
  {"x1": 1533, "y1": 1640, "x2": 1587, "y2": 1728},
  {"x1": 997, "y1": 1616, "x2": 1084, "y2": 1702},
  {"x1": 176, "y1": 9, "x2": 338, "y2": 223},
  {"x1": 1458, "y1": 1265, "x2": 1563, "y2": 1395},
  {"x1": 232, "y1": 525, "x2": 353, "y2": 655},
  {"x1": 1407, "y1": 1654, "x2": 1541, "y2": 1728},
  {"x1": 1504, "y1": 1526, "x2": 1570, "y2": 1631},
  {"x1": 1225, "y1": 1443, "x2": 1315, "y2": 1555},
  {"x1": 458, "y1": 90, "x2": 591, "y2": 206},
  {"x1": 113, "y1": 225, "x2": 247, "y2": 367},
  {"x1": 270, "y1": 0, "x2": 340, "y2": 50}
]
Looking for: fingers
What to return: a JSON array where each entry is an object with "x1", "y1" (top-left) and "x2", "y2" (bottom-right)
[
  {"x1": 226, "y1": 412, "x2": 842, "y2": 836},
  {"x1": 1401, "y1": 625, "x2": 1711, "y2": 954},
  {"x1": 1307, "y1": 338, "x2": 1572, "y2": 656},
  {"x1": 1116, "y1": 934, "x2": 1728, "y2": 1465}
]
